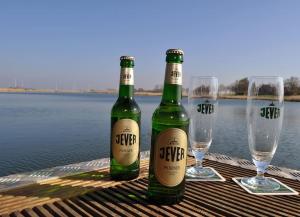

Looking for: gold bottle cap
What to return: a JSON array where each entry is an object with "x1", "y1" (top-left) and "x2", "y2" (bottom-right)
[
  {"x1": 120, "y1": 56, "x2": 135, "y2": 61},
  {"x1": 166, "y1": 49, "x2": 184, "y2": 55}
]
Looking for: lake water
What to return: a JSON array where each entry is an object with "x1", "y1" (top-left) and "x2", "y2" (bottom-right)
[{"x1": 0, "y1": 93, "x2": 299, "y2": 177}]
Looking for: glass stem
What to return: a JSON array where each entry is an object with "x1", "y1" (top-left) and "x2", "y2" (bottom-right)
[
  {"x1": 195, "y1": 159, "x2": 203, "y2": 169},
  {"x1": 256, "y1": 171, "x2": 265, "y2": 180},
  {"x1": 192, "y1": 149, "x2": 205, "y2": 169}
]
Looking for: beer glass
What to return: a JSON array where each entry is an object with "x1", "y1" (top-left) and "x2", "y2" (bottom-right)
[
  {"x1": 241, "y1": 76, "x2": 284, "y2": 191},
  {"x1": 186, "y1": 76, "x2": 218, "y2": 178}
]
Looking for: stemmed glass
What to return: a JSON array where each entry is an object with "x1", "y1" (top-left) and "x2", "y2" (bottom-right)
[
  {"x1": 186, "y1": 76, "x2": 218, "y2": 178},
  {"x1": 241, "y1": 76, "x2": 284, "y2": 191}
]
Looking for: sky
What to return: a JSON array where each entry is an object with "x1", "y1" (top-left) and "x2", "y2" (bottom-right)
[{"x1": 0, "y1": 0, "x2": 300, "y2": 90}]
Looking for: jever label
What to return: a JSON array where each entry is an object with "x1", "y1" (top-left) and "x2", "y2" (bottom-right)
[
  {"x1": 154, "y1": 128, "x2": 187, "y2": 187},
  {"x1": 120, "y1": 68, "x2": 134, "y2": 85},
  {"x1": 260, "y1": 102, "x2": 280, "y2": 119},
  {"x1": 197, "y1": 100, "x2": 214, "y2": 114},
  {"x1": 112, "y1": 119, "x2": 139, "y2": 166},
  {"x1": 165, "y1": 63, "x2": 182, "y2": 85}
]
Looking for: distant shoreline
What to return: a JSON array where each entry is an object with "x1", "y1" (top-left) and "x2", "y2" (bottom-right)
[
  {"x1": 218, "y1": 95, "x2": 300, "y2": 102},
  {"x1": 0, "y1": 88, "x2": 299, "y2": 102}
]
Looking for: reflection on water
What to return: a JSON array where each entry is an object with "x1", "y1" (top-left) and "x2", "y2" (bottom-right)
[{"x1": 0, "y1": 93, "x2": 299, "y2": 176}]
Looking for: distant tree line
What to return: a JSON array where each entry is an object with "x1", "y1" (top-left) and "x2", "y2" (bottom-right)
[
  {"x1": 135, "y1": 85, "x2": 188, "y2": 94},
  {"x1": 228, "y1": 76, "x2": 300, "y2": 96},
  {"x1": 140, "y1": 76, "x2": 300, "y2": 96},
  {"x1": 134, "y1": 85, "x2": 162, "y2": 93},
  {"x1": 230, "y1": 78, "x2": 249, "y2": 95},
  {"x1": 284, "y1": 77, "x2": 300, "y2": 95}
]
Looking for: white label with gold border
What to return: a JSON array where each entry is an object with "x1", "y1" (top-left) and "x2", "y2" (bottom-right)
[
  {"x1": 154, "y1": 128, "x2": 187, "y2": 187},
  {"x1": 112, "y1": 119, "x2": 139, "y2": 166}
]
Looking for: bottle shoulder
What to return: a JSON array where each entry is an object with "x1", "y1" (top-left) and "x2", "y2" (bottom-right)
[
  {"x1": 111, "y1": 97, "x2": 141, "y2": 117},
  {"x1": 152, "y1": 103, "x2": 189, "y2": 125}
]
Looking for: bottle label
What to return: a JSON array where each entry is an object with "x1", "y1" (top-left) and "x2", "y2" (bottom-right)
[
  {"x1": 120, "y1": 68, "x2": 134, "y2": 85},
  {"x1": 165, "y1": 63, "x2": 182, "y2": 85},
  {"x1": 154, "y1": 128, "x2": 187, "y2": 187},
  {"x1": 112, "y1": 119, "x2": 139, "y2": 166}
]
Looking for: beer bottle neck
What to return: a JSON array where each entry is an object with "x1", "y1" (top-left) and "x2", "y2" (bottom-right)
[
  {"x1": 119, "y1": 84, "x2": 134, "y2": 98},
  {"x1": 161, "y1": 55, "x2": 183, "y2": 105},
  {"x1": 118, "y1": 67, "x2": 134, "y2": 99},
  {"x1": 161, "y1": 82, "x2": 182, "y2": 104}
]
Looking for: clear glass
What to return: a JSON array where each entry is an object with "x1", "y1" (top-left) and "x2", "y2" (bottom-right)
[
  {"x1": 186, "y1": 76, "x2": 218, "y2": 178},
  {"x1": 241, "y1": 76, "x2": 284, "y2": 191}
]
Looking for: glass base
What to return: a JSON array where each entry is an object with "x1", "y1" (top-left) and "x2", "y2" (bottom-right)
[
  {"x1": 241, "y1": 176, "x2": 280, "y2": 191},
  {"x1": 186, "y1": 166, "x2": 215, "y2": 178}
]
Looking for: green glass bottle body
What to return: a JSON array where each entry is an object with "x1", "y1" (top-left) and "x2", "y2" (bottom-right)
[
  {"x1": 110, "y1": 57, "x2": 141, "y2": 180},
  {"x1": 147, "y1": 50, "x2": 189, "y2": 204}
]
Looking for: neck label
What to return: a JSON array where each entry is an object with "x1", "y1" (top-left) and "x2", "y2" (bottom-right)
[
  {"x1": 154, "y1": 128, "x2": 187, "y2": 187},
  {"x1": 112, "y1": 119, "x2": 139, "y2": 166},
  {"x1": 165, "y1": 63, "x2": 182, "y2": 85},
  {"x1": 120, "y1": 68, "x2": 134, "y2": 85}
]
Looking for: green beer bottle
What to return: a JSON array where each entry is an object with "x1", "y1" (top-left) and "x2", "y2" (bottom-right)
[
  {"x1": 147, "y1": 49, "x2": 189, "y2": 204},
  {"x1": 110, "y1": 56, "x2": 141, "y2": 180}
]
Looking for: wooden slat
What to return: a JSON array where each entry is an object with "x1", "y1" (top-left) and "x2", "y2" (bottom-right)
[
  {"x1": 122, "y1": 179, "x2": 201, "y2": 217},
  {"x1": 137, "y1": 178, "x2": 243, "y2": 217},
  {"x1": 32, "y1": 205, "x2": 54, "y2": 217},
  {"x1": 69, "y1": 197, "x2": 109, "y2": 217},
  {"x1": 8, "y1": 211, "x2": 25, "y2": 217},
  {"x1": 43, "y1": 203, "x2": 68, "y2": 217},
  {"x1": 0, "y1": 197, "x2": 57, "y2": 215},
  {"x1": 21, "y1": 208, "x2": 39, "y2": 217},
  {"x1": 120, "y1": 182, "x2": 179, "y2": 217},
  {"x1": 97, "y1": 188, "x2": 148, "y2": 216},
  {"x1": 0, "y1": 157, "x2": 299, "y2": 216},
  {"x1": 85, "y1": 192, "x2": 128, "y2": 217},
  {"x1": 187, "y1": 183, "x2": 270, "y2": 216},
  {"x1": 200, "y1": 181, "x2": 300, "y2": 215},
  {"x1": 130, "y1": 179, "x2": 221, "y2": 217},
  {"x1": 107, "y1": 186, "x2": 169, "y2": 216},
  {"x1": 62, "y1": 199, "x2": 93, "y2": 217},
  {"x1": 54, "y1": 201, "x2": 81, "y2": 217}
]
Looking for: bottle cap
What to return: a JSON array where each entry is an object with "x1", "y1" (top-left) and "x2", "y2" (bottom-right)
[
  {"x1": 166, "y1": 49, "x2": 184, "y2": 55},
  {"x1": 120, "y1": 56, "x2": 135, "y2": 61}
]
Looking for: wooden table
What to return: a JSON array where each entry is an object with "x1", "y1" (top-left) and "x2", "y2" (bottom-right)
[{"x1": 0, "y1": 157, "x2": 299, "y2": 216}]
